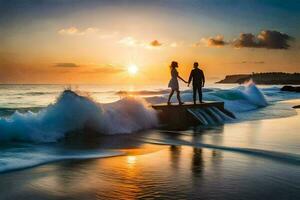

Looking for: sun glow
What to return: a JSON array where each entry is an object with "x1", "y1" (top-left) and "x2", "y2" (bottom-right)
[
  {"x1": 128, "y1": 64, "x2": 138, "y2": 75},
  {"x1": 127, "y1": 156, "x2": 137, "y2": 164}
]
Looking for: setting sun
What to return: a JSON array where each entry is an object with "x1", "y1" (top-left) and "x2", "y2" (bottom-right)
[{"x1": 128, "y1": 64, "x2": 138, "y2": 75}]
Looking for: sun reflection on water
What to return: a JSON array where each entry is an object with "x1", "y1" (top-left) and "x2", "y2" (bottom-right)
[{"x1": 127, "y1": 156, "x2": 137, "y2": 165}]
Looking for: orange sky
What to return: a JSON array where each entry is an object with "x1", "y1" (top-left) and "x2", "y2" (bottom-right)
[{"x1": 1, "y1": 1, "x2": 299, "y2": 84}]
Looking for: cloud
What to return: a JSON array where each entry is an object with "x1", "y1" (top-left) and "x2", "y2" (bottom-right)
[
  {"x1": 170, "y1": 42, "x2": 179, "y2": 48},
  {"x1": 150, "y1": 40, "x2": 162, "y2": 47},
  {"x1": 118, "y1": 37, "x2": 138, "y2": 46},
  {"x1": 58, "y1": 27, "x2": 80, "y2": 35},
  {"x1": 54, "y1": 63, "x2": 80, "y2": 68},
  {"x1": 58, "y1": 27, "x2": 99, "y2": 36},
  {"x1": 53, "y1": 62, "x2": 125, "y2": 74},
  {"x1": 233, "y1": 33, "x2": 257, "y2": 48},
  {"x1": 233, "y1": 30, "x2": 293, "y2": 49},
  {"x1": 118, "y1": 37, "x2": 163, "y2": 49},
  {"x1": 241, "y1": 61, "x2": 265, "y2": 64},
  {"x1": 81, "y1": 67, "x2": 125, "y2": 74},
  {"x1": 200, "y1": 35, "x2": 227, "y2": 47}
]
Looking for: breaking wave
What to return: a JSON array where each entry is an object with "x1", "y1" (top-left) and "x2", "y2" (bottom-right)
[
  {"x1": 146, "y1": 83, "x2": 268, "y2": 113},
  {"x1": 204, "y1": 83, "x2": 268, "y2": 112},
  {"x1": 0, "y1": 90, "x2": 158, "y2": 143}
]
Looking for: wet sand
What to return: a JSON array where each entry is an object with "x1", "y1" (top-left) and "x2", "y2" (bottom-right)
[{"x1": 0, "y1": 144, "x2": 299, "y2": 200}]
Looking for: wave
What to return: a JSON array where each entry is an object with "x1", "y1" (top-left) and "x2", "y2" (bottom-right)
[
  {"x1": 116, "y1": 88, "x2": 213, "y2": 96},
  {"x1": 0, "y1": 107, "x2": 44, "y2": 117},
  {"x1": 23, "y1": 91, "x2": 57, "y2": 96},
  {"x1": 262, "y1": 87, "x2": 300, "y2": 102},
  {"x1": 144, "y1": 83, "x2": 297, "y2": 123},
  {"x1": 118, "y1": 85, "x2": 299, "y2": 111},
  {"x1": 0, "y1": 91, "x2": 58, "y2": 96},
  {"x1": 0, "y1": 84, "x2": 297, "y2": 143},
  {"x1": 146, "y1": 83, "x2": 268, "y2": 113},
  {"x1": 143, "y1": 137, "x2": 300, "y2": 165},
  {"x1": 0, "y1": 145, "x2": 124, "y2": 173},
  {"x1": 0, "y1": 90, "x2": 158, "y2": 143},
  {"x1": 203, "y1": 84, "x2": 268, "y2": 112},
  {"x1": 116, "y1": 89, "x2": 170, "y2": 96}
]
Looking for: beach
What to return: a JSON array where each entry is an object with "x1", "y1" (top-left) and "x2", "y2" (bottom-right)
[
  {"x1": 1, "y1": 1, "x2": 300, "y2": 199},
  {"x1": 0, "y1": 84, "x2": 299, "y2": 199},
  {"x1": 0, "y1": 110, "x2": 299, "y2": 200}
]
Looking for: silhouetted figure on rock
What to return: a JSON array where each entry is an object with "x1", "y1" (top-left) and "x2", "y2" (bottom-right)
[
  {"x1": 188, "y1": 62, "x2": 205, "y2": 104},
  {"x1": 167, "y1": 61, "x2": 188, "y2": 105}
]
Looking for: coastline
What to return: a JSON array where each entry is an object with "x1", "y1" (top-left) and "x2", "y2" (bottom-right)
[{"x1": 217, "y1": 72, "x2": 300, "y2": 85}]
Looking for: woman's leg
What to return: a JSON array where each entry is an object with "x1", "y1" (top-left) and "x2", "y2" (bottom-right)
[
  {"x1": 168, "y1": 89, "x2": 174, "y2": 104},
  {"x1": 176, "y1": 89, "x2": 183, "y2": 104}
]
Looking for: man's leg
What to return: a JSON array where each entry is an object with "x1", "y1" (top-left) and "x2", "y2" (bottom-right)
[
  {"x1": 198, "y1": 87, "x2": 203, "y2": 103},
  {"x1": 193, "y1": 87, "x2": 197, "y2": 104}
]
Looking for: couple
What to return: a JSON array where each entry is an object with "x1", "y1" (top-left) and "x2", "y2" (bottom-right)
[{"x1": 167, "y1": 61, "x2": 205, "y2": 105}]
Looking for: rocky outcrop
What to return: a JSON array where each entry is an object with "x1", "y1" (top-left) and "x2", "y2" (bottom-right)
[
  {"x1": 293, "y1": 105, "x2": 300, "y2": 109},
  {"x1": 281, "y1": 86, "x2": 300, "y2": 92},
  {"x1": 217, "y1": 72, "x2": 300, "y2": 85},
  {"x1": 216, "y1": 74, "x2": 251, "y2": 84}
]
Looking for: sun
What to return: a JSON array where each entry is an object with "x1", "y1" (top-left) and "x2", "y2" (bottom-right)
[{"x1": 128, "y1": 64, "x2": 138, "y2": 75}]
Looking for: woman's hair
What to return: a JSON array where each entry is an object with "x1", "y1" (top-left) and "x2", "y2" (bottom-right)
[{"x1": 170, "y1": 61, "x2": 178, "y2": 69}]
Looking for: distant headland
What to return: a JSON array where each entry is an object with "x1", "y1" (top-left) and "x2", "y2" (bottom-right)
[{"x1": 217, "y1": 72, "x2": 300, "y2": 85}]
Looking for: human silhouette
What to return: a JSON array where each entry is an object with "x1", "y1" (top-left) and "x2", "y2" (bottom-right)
[
  {"x1": 188, "y1": 62, "x2": 205, "y2": 104},
  {"x1": 167, "y1": 61, "x2": 187, "y2": 105}
]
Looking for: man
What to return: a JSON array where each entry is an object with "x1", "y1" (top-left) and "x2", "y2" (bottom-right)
[{"x1": 188, "y1": 62, "x2": 205, "y2": 104}]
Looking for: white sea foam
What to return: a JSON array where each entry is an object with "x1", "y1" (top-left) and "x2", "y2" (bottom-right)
[
  {"x1": 0, "y1": 145, "x2": 124, "y2": 173},
  {"x1": 147, "y1": 83, "x2": 268, "y2": 113},
  {"x1": 144, "y1": 137, "x2": 300, "y2": 165},
  {"x1": 0, "y1": 90, "x2": 158, "y2": 143},
  {"x1": 0, "y1": 84, "x2": 298, "y2": 142}
]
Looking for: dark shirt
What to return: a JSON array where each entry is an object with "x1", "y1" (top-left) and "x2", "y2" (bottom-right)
[{"x1": 188, "y1": 68, "x2": 205, "y2": 87}]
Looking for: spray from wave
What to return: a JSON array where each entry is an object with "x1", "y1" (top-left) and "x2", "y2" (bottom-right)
[{"x1": 0, "y1": 90, "x2": 158, "y2": 143}]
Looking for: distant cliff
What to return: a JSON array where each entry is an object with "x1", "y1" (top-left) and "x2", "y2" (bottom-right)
[{"x1": 217, "y1": 72, "x2": 300, "y2": 85}]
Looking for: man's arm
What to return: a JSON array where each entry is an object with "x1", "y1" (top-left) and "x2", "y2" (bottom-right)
[
  {"x1": 201, "y1": 70, "x2": 205, "y2": 87},
  {"x1": 188, "y1": 70, "x2": 193, "y2": 86}
]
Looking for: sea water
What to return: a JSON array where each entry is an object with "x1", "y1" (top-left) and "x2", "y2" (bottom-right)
[{"x1": 0, "y1": 83, "x2": 299, "y2": 199}]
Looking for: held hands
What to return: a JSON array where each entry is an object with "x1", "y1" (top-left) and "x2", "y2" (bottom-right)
[{"x1": 182, "y1": 79, "x2": 188, "y2": 84}]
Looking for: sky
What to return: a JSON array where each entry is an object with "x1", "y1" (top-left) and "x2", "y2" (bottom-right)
[{"x1": 0, "y1": 0, "x2": 300, "y2": 84}]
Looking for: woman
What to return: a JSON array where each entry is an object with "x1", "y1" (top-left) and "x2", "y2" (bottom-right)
[{"x1": 167, "y1": 61, "x2": 187, "y2": 105}]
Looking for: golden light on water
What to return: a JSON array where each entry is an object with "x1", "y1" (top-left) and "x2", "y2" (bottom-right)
[
  {"x1": 128, "y1": 64, "x2": 138, "y2": 75},
  {"x1": 127, "y1": 156, "x2": 137, "y2": 164}
]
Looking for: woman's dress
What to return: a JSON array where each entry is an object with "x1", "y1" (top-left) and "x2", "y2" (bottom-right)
[{"x1": 168, "y1": 68, "x2": 179, "y2": 90}]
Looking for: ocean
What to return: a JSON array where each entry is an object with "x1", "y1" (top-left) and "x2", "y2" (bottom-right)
[{"x1": 0, "y1": 83, "x2": 299, "y2": 199}]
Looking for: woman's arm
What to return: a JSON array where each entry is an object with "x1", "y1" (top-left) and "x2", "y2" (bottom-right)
[{"x1": 178, "y1": 75, "x2": 188, "y2": 83}]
